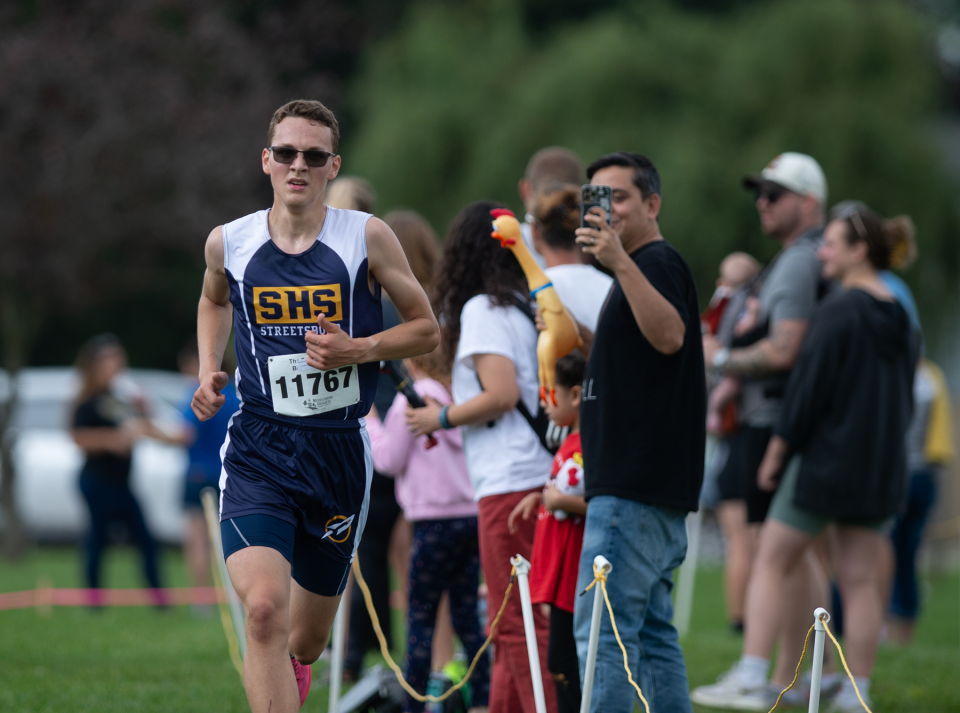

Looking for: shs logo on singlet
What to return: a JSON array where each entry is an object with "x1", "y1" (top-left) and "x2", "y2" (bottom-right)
[{"x1": 253, "y1": 285, "x2": 342, "y2": 335}]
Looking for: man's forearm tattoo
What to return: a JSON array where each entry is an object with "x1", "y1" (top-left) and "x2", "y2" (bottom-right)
[{"x1": 724, "y1": 344, "x2": 776, "y2": 378}]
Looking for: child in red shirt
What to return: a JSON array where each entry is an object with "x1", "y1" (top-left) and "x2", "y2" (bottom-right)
[{"x1": 508, "y1": 353, "x2": 586, "y2": 713}]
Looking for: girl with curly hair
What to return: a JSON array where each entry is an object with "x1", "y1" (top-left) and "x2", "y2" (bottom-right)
[{"x1": 406, "y1": 200, "x2": 557, "y2": 713}]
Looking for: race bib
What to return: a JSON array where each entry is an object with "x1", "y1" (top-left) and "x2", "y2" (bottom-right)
[{"x1": 267, "y1": 353, "x2": 360, "y2": 417}]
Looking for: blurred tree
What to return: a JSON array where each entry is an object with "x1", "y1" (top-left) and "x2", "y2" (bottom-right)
[
  {"x1": 345, "y1": 0, "x2": 958, "y2": 349},
  {"x1": 0, "y1": 0, "x2": 419, "y2": 555},
  {"x1": 0, "y1": 0, "x2": 287, "y2": 556}
]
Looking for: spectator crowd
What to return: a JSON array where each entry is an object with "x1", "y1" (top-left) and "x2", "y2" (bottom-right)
[{"x1": 69, "y1": 143, "x2": 951, "y2": 713}]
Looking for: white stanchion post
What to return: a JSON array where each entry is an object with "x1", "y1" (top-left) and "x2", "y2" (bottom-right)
[
  {"x1": 201, "y1": 488, "x2": 246, "y2": 658},
  {"x1": 329, "y1": 601, "x2": 346, "y2": 713},
  {"x1": 580, "y1": 555, "x2": 612, "y2": 713},
  {"x1": 511, "y1": 554, "x2": 548, "y2": 713},
  {"x1": 807, "y1": 608, "x2": 830, "y2": 713},
  {"x1": 674, "y1": 508, "x2": 702, "y2": 639}
]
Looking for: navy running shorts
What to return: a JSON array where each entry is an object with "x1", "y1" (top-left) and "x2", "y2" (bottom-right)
[{"x1": 219, "y1": 406, "x2": 373, "y2": 596}]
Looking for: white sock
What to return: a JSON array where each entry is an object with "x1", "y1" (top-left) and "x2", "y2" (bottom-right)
[
  {"x1": 737, "y1": 655, "x2": 769, "y2": 688},
  {"x1": 854, "y1": 676, "x2": 870, "y2": 699},
  {"x1": 839, "y1": 676, "x2": 870, "y2": 701}
]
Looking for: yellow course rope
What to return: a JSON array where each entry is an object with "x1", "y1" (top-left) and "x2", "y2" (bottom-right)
[
  {"x1": 582, "y1": 563, "x2": 651, "y2": 713},
  {"x1": 201, "y1": 489, "x2": 244, "y2": 679},
  {"x1": 765, "y1": 613, "x2": 872, "y2": 713},
  {"x1": 352, "y1": 557, "x2": 514, "y2": 703},
  {"x1": 766, "y1": 624, "x2": 814, "y2": 712},
  {"x1": 822, "y1": 616, "x2": 873, "y2": 713},
  {"x1": 208, "y1": 546, "x2": 245, "y2": 678}
]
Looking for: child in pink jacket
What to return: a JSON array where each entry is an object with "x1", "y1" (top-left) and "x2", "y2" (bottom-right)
[{"x1": 365, "y1": 352, "x2": 488, "y2": 713}]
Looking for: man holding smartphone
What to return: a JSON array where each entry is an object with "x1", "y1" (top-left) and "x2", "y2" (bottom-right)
[{"x1": 573, "y1": 152, "x2": 705, "y2": 713}]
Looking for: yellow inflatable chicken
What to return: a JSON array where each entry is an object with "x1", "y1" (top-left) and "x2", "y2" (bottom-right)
[{"x1": 490, "y1": 209, "x2": 582, "y2": 405}]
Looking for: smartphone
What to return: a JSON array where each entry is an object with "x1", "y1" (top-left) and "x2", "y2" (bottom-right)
[{"x1": 581, "y1": 184, "x2": 612, "y2": 230}]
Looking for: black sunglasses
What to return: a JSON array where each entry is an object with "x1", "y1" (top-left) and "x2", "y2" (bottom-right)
[
  {"x1": 268, "y1": 146, "x2": 337, "y2": 168},
  {"x1": 755, "y1": 184, "x2": 788, "y2": 204}
]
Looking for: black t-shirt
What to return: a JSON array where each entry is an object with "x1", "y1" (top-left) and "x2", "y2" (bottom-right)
[
  {"x1": 580, "y1": 240, "x2": 706, "y2": 511},
  {"x1": 73, "y1": 394, "x2": 132, "y2": 484}
]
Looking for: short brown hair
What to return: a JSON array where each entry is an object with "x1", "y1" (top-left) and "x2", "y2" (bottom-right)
[
  {"x1": 268, "y1": 100, "x2": 340, "y2": 151},
  {"x1": 384, "y1": 210, "x2": 440, "y2": 290},
  {"x1": 524, "y1": 147, "x2": 584, "y2": 193},
  {"x1": 326, "y1": 177, "x2": 377, "y2": 213}
]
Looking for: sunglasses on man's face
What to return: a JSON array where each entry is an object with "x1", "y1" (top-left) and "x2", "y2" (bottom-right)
[
  {"x1": 269, "y1": 146, "x2": 337, "y2": 168},
  {"x1": 755, "y1": 184, "x2": 788, "y2": 204}
]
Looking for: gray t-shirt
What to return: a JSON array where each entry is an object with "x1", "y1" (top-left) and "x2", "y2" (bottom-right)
[{"x1": 740, "y1": 228, "x2": 824, "y2": 427}]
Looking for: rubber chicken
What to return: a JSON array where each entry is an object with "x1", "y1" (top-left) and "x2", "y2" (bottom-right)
[{"x1": 490, "y1": 209, "x2": 582, "y2": 406}]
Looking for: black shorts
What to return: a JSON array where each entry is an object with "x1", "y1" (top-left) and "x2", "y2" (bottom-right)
[{"x1": 716, "y1": 425, "x2": 775, "y2": 523}]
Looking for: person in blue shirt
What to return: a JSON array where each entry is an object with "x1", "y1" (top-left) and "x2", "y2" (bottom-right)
[{"x1": 178, "y1": 342, "x2": 240, "y2": 599}]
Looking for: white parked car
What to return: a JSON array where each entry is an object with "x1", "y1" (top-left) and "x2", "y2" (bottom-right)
[{"x1": 0, "y1": 367, "x2": 193, "y2": 544}]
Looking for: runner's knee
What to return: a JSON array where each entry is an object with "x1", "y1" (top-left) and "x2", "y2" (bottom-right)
[
  {"x1": 288, "y1": 631, "x2": 327, "y2": 665},
  {"x1": 244, "y1": 591, "x2": 289, "y2": 644}
]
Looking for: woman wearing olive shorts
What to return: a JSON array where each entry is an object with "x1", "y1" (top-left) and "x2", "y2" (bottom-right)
[{"x1": 746, "y1": 203, "x2": 917, "y2": 713}]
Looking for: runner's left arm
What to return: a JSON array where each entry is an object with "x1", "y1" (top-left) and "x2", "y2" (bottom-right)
[
  {"x1": 192, "y1": 226, "x2": 233, "y2": 421},
  {"x1": 305, "y1": 218, "x2": 439, "y2": 370}
]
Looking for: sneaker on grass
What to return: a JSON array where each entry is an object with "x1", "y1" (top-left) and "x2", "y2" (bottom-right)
[
  {"x1": 826, "y1": 688, "x2": 871, "y2": 713},
  {"x1": 766, "y1": 680, "x2": 807, "y2": 708},
  {"x1": 691, "y1": 665, "x2": 769, "y2": 711}
]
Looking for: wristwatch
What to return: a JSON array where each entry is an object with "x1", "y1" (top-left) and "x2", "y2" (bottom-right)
[{"x1": 712, "y1": 347, "x2": 730, "y2": 371}]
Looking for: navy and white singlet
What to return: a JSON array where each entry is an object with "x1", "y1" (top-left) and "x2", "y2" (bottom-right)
[
  {"x1": 217, "y1": 207, "x2": 381, "y2": 582},
  {"x1": 224, "y1": 207, "x2": 382, "y2": 419}
]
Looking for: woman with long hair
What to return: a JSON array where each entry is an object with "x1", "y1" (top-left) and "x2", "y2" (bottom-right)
[
  {"x1": 743, "y1": 205, "x2": 916, "y2": 712},
  {"x1": 406, "y1": 200, "x2": 556, "y2": 713},
  {"x1": 70, "y1": 334, "x2": 176, "y2": 601}
]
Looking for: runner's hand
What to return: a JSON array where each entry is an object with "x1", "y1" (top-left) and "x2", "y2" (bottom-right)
[
  {"x1": 575, "y1": 207, "x2": 627, "y2": 271},
  {"x1": 305, "y1": 315, "x2": 365, "y2": 370},
  {"x1": 405, "y1": 396, "x2": 442, "y2": 437},
  {"x1": 192, "y1": 371, "x2": 228, "y2": 421},
  {"x1": 507, "y1": 492, "x2": 542, "y2": 534}
]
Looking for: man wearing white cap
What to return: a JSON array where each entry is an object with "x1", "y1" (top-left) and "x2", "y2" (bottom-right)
[{"x1": 695, "y1": 153, "x2": 838, "y2": 710}]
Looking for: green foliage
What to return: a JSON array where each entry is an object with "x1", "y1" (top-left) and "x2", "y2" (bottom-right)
[{"x1": 345, "y1": 0, "x2": 959, "y2": 349}]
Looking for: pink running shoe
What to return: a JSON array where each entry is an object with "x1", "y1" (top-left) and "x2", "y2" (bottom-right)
[{"x1": 291, "y1": 656, "x2": 311, "y2": 708}]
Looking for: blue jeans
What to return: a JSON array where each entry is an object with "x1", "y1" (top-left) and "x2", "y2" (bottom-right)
[
  {"x1": 78, "y1": 472, "x2": 161, "y2": 591},
  {"x1": 890, "y1": 468, "x2": 938, "y2": 620},
  {"x1": 574, "y1": 496, "x2": 692, "y2": 713}
]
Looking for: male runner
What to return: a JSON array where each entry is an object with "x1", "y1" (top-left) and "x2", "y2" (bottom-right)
[{"x1": 192, "y1": 100, "x2": 439, "y2": 713}]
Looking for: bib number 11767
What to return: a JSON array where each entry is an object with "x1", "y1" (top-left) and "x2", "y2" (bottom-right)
[{"x1": 267, "y1": 353, "x2": 360, "y2": 418}]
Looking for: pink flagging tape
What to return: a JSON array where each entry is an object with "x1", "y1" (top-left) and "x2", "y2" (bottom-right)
[{"x1": 0, "y1": 586, "x2": 221, "y2": 611}]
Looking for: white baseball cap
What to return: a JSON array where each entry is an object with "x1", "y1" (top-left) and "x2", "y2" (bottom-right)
[{"x1": 743, "y1": 152, "x2": 827, "y2": 205}]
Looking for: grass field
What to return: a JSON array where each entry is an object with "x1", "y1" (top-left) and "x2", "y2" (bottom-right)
[{"x1": 0, "y1": 546, "x2": 957, "y2": 712}]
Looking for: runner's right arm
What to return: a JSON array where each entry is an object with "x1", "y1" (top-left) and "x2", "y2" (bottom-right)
[{"x1": 192, "y1": 226, "x2": 234, "y2": 421}]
